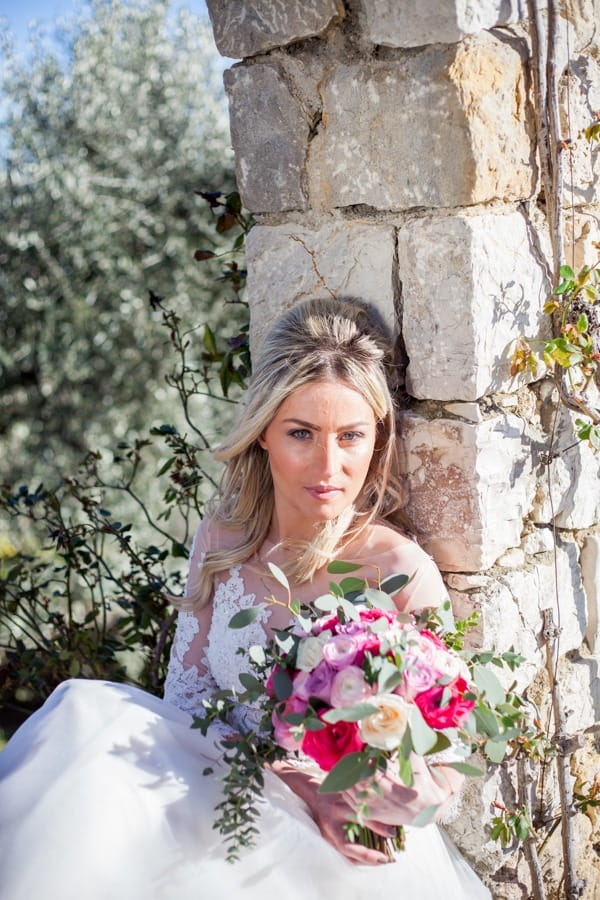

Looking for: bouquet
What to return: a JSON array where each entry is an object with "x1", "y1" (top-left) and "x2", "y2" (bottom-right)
[{"x1": 194, "y1": 561, "x2": 530, "y2": 862}]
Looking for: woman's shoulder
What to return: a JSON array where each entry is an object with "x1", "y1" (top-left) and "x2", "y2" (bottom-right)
[
  {"x1": 191, "y1": 514, "x2": 246, "y2": 555},
  {"x1": 353, "y1": 521, "x2": 448, "y2": 613}
]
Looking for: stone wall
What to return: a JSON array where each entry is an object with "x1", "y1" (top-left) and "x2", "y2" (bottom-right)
[{"x1": 206, "y1": 1, "x2": 600, "y2": 897}]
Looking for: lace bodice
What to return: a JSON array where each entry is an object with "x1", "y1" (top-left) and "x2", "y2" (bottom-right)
[
  {"x1": 163, "y1": 518, "x2": 449, "y2": 734},
  {"x1": 163, "y1": 564, "x2": 274, "y2": 733}
]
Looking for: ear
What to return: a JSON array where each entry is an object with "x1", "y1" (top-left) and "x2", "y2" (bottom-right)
[{"x1": 257, "y1": 432, "x2": 268, "y2": 450}]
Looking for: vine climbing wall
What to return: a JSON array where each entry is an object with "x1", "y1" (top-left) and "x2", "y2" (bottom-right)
[{"x1": 205, "y1": 1, "x2": 600, "y2": 896}]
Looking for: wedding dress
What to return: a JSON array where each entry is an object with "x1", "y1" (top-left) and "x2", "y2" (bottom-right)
[{"x1": 0, "y1": 530, "x2": 491, "y2": 900}]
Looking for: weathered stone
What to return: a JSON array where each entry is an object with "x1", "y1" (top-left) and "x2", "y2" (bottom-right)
[
  {"x1": 561, "y1": 0, "x2": 600, "y2": 58},
  {"x1": 531, "y1": 396, "x2": 600, "y2": 529},
  {"x1": 565, "y1": 208, "x2": 600, "y2": 273},
  {"x1": 496, "y1": 539, "x2": 588, "y2": 660},
  {"x1": 559, "y1": 54, "x2": 600, "y2": 206},
  {"x1": 397, "y1": 211, "x2": 552, "y2": 401},
  {"x1": 224, "y1": 65, "x2": 309, "y2": 212},
  {"x1": 206, "y1": 0, "x2": 343, "y2": 58},
  {"x1": 244, "y1": 222, "x2": 397, "y2": 352},
  {"x1": 443, "y1": 402, "x2": 483, "y2": 422},
  {"x1": 397, "y1": 412, "x2": 534, "y2": 572},
  {"x1": 581, "y1": 535, "x2": 600, "y2": 654},
  {"x1": 521, "y1": 527, "x2": 555, "y2": 555},
  {"x1": 308, "y1": 32, "x2": 535, "y2": 210},
  {"x1": 495, "y1": 547, "x2": 526, "y2": 567},
  {"x1": 446, "y1": 573, "x2": 491, "y2": 590},
  {"x1": 362, "y1": 0, "x2": 524, "y2": 48}
]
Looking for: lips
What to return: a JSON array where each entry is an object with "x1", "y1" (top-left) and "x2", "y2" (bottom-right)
[{"x1": 305, "y1": 485, "x2": 342, "y2": 500}]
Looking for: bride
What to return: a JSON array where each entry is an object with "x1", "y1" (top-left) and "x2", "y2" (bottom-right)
[{"x1": 0, "y1": 297, "x2": 491, "y2": 899}]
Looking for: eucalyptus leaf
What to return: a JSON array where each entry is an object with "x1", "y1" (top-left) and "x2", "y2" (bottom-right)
[
  {"x1": 484, "y1": 738, "x2": 508, "y2": 763},
  {"x1": 238, "y1": 672, "x2": 263, "y2": 694},
  {"x1": 411, "y1": 804, "x2": 440, "y2": 827},
  {"x1": 267, "y1": 562, "x2": 289, "y2": 590},
  {"x1": 322, "y1": 702, "x2": 379, "y2": 724},
  {"x1": 327, "y1": 560, "x2": 363, "y2": 574},
  {"x1": 448, "y1": 761, "x2": 485, "y2": 777},
  {"x1": 473, "y1": 664, "x2": 507, "y2": 706},
  {"x1": 272, "y1": 668, "x2": 293, "y2": 701},
  {"x1": 362, "y1": 587, "x2": 396, "y2": 611},
  {"x1": 318, "y1": 751, "x2": 370, "y2": 793},
  {"x1": 409, "y1": 707, "x2": 440, "y2": 755},
  {"x1": 249, "y1": 645, "x2": 266, "y2": 666},
  {"x1": 229, "y1": 607, "x2": 262, "y2": 629},
  {"x1": 339, "y1": 576, "x2": 367, "y2": 595},
  {"x1": 380, "y1": 572, "x2": 412, "y2": 595},
  {"x1": 314, "y1": 594, "x2": 339, "y2": 612}
]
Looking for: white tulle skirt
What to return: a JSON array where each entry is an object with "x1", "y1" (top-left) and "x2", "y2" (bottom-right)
[{"x1": 0, "y1": 680, "x2": 491, "y2": 899}]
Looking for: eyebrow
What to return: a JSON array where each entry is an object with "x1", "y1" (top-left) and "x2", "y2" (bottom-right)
[{"x1": 281, "y1": 418, "x2": 372, "y2": 431}]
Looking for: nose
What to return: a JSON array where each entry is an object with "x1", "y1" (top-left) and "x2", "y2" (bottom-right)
[{"x1": 314, "y1": 437, "x2": 340, "y2": 478}]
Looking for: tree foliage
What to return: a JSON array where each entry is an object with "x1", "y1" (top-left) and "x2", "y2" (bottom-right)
[{"x1": 0, "y1": 0, "x2": 236, "y2": 483}]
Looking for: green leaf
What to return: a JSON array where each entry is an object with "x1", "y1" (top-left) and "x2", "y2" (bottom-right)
[
  {"x1": 339, "y1": 576, "x2": 367, "y2": 595},
  {"x1": 327, "y1": 560, "x2": 363, "y2": 574},
  {"x1": 472, "y1": 704, "x2": 500, "y2": 738},
  {"x1": 411, "y1": 804, "x2": 440, "y2": 827},
  {"x1": 202, "y1": 324, "x2": 218, "y2": 355},
  {"x1": 249, "y1": 645, "x2": 266, "y2": 666},
  {"x1": 448, "y1": 761, "x2": 485, "y2": 777},
  {"x1": 559, "y1": 264, "x2": 575, "y2": 280},
  {"x1": 409, "y1": 707, "x2": 440, "y2": 755},
  {"x1": 362, "y1": 587, "x2": 396, "y2": 611},
  {"x1": 238, "y1": 672, "x2": 263, "y2": 694},
  {"x1": 272, "y1": 668, "x2": 293, "y2": 700},
  {"x1": 473, "y1": 665, "x2": 506, "y2": 706},
  {"x1": 228, "y1": 607, "x2": 262, "y2": 629},
  {"x1": 484, "y1": 738, "x2": 508, "y2": 763},
  {"x1": 321, "y1": 703, "x2": 379, "y2": 724},
  {"x1": 318, "y1": 751, "x2": 370, "y2": 793},
  {"x1": 576, "y1": 313, "x2": 589, "y2": 333},
  {"x1": 380, "y1": 572, "x2": 412, "y2": 595},
  {"x1": 267, "y1": 562, "x2": 289, "y2": 590},
  {"x1": 313, "y1": 594, "x2": 339, "y2": 613},
  {"x1": 397, "y1": 751, "x2": 414, "y2": 787}
]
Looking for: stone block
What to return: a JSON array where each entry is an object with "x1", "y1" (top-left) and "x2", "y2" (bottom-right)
[
  {"x1": 244, "y1": 222, "x2": 397, "y2": 352},
  {"x1": 581, "y1": 535, "x2": 600, "y2": 654},
  {"x1": 206, "y1": 0, "x2": 343, "y2": 58},
  {"x1": 559, "y1": 54, "x2": 600, "y2": 206},
  {"x1": 308, "y1": 32, "x2": 535, "y2": 211},
  {"x1": 224, "y1": 65, "x2": 309, "y2": 212},
  {"x1": 531, "y1": 395, "x2": 600, "y2": 529},
  {"x1": 397, "y1": 411, "x2": 535, "y2": 572},
  {"x1": 397, "y1": 211, "x2": 552, "y2": 401},
  {"x1": 362, "y1": 0, "x2": 524, "y2": 48}
]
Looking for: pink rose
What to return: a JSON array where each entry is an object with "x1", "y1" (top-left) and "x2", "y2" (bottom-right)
[
  {"x1": 301, "y1": 713, "x2": 365, "y2": 771},
  {"x1": 322, "y1": 634, "x2": 359, "y2": 669},
  {"x1": 398, "y1": 655, "x2": 439, "y2": 699},
  {"x1": 272, "y1": 695, "x2": 308, "y2": 751},
  {"x1": 414, "y1": 676, "x2": 475, "y2": 729},
  {"x1": 330, "y1": 665, "x2": 372, "y2": 708},
  {"x1": 292, "y1": 660, "x2": 335, "y2": 704}
]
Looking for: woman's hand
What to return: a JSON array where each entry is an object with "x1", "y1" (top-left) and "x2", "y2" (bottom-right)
[
  {"x1": 353, "y1": 753, "x2": 464, "y2": 828},
  {"x1": 270, "y1": 761, "x2": 395, "y2": 865}
]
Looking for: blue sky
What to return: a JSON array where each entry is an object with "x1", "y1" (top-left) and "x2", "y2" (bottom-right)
[{"x1": 0, "y1": 0, "x2": 209, "y2": 49}]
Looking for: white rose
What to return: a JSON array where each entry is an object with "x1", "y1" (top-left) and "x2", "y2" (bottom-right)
[
  {"x1": 359, "y1": 693, "x2": 411, "y2": 751},
  {"x1": 296, "y1": 632, "x2": 330, "y2": 672},
  {"x1": 434, "y1": 649, "x2": 471, "y2": 683}
]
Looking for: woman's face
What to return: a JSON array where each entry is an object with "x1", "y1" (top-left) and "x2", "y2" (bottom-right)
[{"x1": 258, "y1": 380, "x2": 378, "y2": 541}]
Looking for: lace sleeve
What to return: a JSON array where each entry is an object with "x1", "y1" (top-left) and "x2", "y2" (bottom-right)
[{"x1": 162, "y1": 522, "x2": 233, "y2": 739}]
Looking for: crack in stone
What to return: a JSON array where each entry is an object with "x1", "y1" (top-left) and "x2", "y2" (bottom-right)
[{"x1": 289, "y1": 233, "x2": 337, "y2": 298}]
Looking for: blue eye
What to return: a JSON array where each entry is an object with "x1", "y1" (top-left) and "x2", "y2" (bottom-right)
[
  {"x1": 340, "y1": 431, "x2": 364, "y2": 442},
  {"x1": 289, "y1": 429, "x2": 311, "y2": 440}
]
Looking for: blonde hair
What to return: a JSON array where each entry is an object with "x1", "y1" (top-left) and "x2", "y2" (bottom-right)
[{"x1": 185, "y1": 297, "x2": 409, "y2": 608}]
